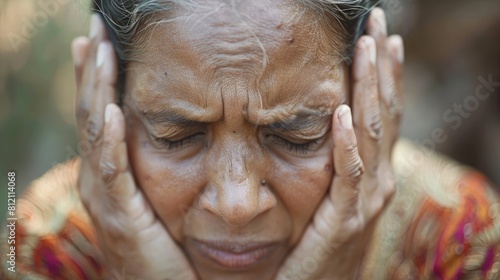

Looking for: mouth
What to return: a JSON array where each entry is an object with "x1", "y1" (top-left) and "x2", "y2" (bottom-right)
[{"x1": 192, "y1": 239, "x2": 281, "y2": 270}]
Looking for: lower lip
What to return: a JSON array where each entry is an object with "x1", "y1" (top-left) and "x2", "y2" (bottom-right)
[{"x1": 193, "y1": 241, "x2": 279, "y2": 270}]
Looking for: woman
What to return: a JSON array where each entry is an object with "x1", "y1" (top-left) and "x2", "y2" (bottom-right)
[{"x1": 1, "y1": 0, "x2": 499, "y2": 279}]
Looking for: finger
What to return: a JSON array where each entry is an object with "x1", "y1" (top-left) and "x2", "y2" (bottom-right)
[
  {"x1": 366, "y1": 8, "x2": 390, "y2": 85},
  {"x1": 367, "y1": 8, "x2": 404, "y2": 159},
  {"x1": 366, "y1": 7, "x2": 388, "y2": 58},
  {"x1": 71, "y1": 36, "x2": 90, "y2": 88},
  {"x1": 93, "y1": 40, "x2": 119, "y2": 128},
  {"x1": 331, "y1": 105, "x2": 364, "y2": 217},
  {"x1": 79, "y1": 42, "x2": 119, "y2": 171},
  {"x1": 100, "y1": 104, "x2": 135, "y2": 199},
  {"x1": 76, "y1": 13, "x2": 110, "y2": 145},
  {"x1": 377, "y1": 35, "x2": 404, "y2": 160},
  {"x1": 352, "y1": 36, "x2": 382, "y2": 175}
]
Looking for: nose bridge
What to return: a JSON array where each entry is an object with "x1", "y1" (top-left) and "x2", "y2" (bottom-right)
[
  {"x1": 219, "y1": 139, "x2": 260, "y2": 222},
  {"x1": 200, "y1": 136, "x2": 275, "y2": 226},
  {"x1": 224, "y1": 140, "x2": 253, "y2": 184}
]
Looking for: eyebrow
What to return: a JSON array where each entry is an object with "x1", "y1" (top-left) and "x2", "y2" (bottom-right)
[
  {"x1": 137, "y1": 101, "x2": 223, "y2": 127},
  {"x1": 142, "y1": 110, "x2": 333, "y2": 134},
  {"x1": 137, "y1": 95, "x2": 339, "y2": 130}
]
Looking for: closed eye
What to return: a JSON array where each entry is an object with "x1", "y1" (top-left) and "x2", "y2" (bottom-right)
[
  {"x1": 152, "y1": 133, "x2": 206, "y2": 151},
  {"x1": 265, "y1": 134, "x2": 321, "y2": 155}
]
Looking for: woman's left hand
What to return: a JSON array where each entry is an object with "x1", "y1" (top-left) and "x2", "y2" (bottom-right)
[{"x1": 276, "y1": 8, "x2": 404, "y2": 280}]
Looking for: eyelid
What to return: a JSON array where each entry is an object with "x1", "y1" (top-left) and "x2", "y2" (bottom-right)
[
  {"x1": 151, "y1": 132, "x2": 206, "y2": 151},
  {"x1": 134, "y1": 109, "x2": 203, "y2": 139},
  {"x1": 266, "y1": 134, "x2": 322, "y2": 155},
  {"x1": 266, "y1": 121, "x2": 332, "y2": 140},
  {"x1": 147, "y1": 120, "x2": 207, "y2": 139}
]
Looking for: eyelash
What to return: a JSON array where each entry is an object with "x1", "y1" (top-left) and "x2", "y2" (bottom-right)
[
  {"x1": 153, "y1": 133, "x2": 205, "y2": 151},
  {"x1": 152, "y1": 132, "x2": 321, "y2": 154},
  {"x1": 267, "y1": 134, "x2": 320, "y2": 155}
]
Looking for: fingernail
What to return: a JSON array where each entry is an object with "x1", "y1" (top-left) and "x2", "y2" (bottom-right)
[
  {"x1": 374, "y1": 8, "x2": 387, "y2": 36},
  {"x1": 392, "y1": 36, "x2": 404, "y2": 63},
  {"x1": 97, "y1": 42, "x2": 105, "y2": 68},
  {"x1": 338, "y1": 105, "x2": 352, "y2": 129},
  {"x1": 368, "y1": 38, "x2": 376, "y2": 65},
  {"x1": 105, "y1": 104, "x2": 113, "y2": 124},
  {"x1": 89, "y1": 14, "x2": 99, "y2": 38}
]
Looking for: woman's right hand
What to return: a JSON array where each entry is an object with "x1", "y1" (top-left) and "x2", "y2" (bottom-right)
[{"x1": 72, "y1": 14, "x2": 197, "y2": 280}]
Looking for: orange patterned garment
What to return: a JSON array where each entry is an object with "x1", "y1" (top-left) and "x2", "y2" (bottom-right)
[
  {"x1": 411, "y1": 173, "x2": 499, "y2": 279},
  {"x1": 2, "y1": 142, "x2": 500, "y2": 279}
]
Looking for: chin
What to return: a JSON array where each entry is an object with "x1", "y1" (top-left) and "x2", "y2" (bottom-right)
[{"x1": 184, "y1": 237, "x2": 289, "y2": 280}]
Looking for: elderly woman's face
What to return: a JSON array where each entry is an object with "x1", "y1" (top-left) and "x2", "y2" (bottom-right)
[{"x1": 123, "y1": 0, "x2": 347, "y2": 278}]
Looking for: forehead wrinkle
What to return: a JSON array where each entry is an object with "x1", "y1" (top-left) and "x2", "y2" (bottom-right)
[
  {"x1": 127, "y1": 54, "x2": 220, "y2": 112},
  {"x1": 254, "y1": 27, "x2": 344, "y2": 108},
  {"x1": 126, "y1": 66, "x2": 223, "y2": 124},
  {"x1": 255, "y1": 60, "x2": 344, "y2": 113},
  {"x1": 169, "y1": 0, "x2": 294, "y2": 75},
  {"x1": 126, "y1": 1, "x2": 347, "y2": 131}
]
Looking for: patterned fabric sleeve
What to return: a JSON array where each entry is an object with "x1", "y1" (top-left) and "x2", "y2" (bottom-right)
[
  {"x1": 1, "y1": 159, "x2": 104, "y2": 280},
  {"x1": 402, "y1": 172, "x2": 500, "y2": 280}
]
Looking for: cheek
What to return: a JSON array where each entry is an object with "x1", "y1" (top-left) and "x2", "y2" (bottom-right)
[
  {"x1": 270, "y1": 143, "x2": 333, "y2": 244},
  {"x1": 126, "y1": 120, "x2": 206, "y2": 241}
]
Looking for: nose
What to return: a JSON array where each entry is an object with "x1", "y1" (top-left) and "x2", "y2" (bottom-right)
[{"x1": 199, "y1": 146, "x2": 277, "y2": 226}]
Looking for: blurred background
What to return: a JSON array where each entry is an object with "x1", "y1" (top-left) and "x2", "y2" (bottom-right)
[{"x1": 0, "y1": 0, "x2": 499, "y2": 222}]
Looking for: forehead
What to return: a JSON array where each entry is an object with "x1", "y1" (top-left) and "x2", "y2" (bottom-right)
[{"x1": 126, "y1": 0, "x2": 346, "y2": 118}]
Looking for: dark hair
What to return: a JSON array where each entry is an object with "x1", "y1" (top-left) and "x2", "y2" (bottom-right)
[{"x1": 92, "y1": 0, "x2": 377, "y2": 100}]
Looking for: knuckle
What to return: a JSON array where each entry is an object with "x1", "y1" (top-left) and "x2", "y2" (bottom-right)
[
  {"x1": 100, "y1": 159, "x2": 117, "y2": 186},
  {"x1": 364, "y1": 108, "x2": 384, "y2": 142},
  {"x1": 84, "y1": 117, "x2": 103, "y2": 145},
  {"x1": 342, "y1": 144, "x2": 359, "y2": 157},
  {"x1": 345, "y1": 161, "x2": 364, "y2": 185}
]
